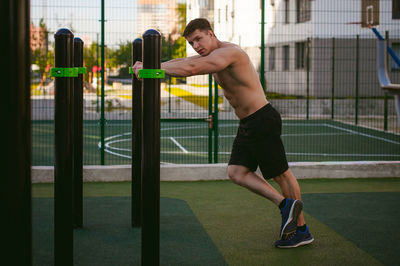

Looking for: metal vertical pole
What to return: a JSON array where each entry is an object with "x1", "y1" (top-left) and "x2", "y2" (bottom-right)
[
  {"x1": 54, "y1": 28, "x2": 74, "y2": 265},
  {"x1": 261, "y1": 0, "x2": 265, "y2": 92},
  {"x1": 132, "y1": 38, "x2": 143, "y2": 228},
  {"x1": 73, "y1": 37, "x2": 84, "y2": 228},
  {"x1": 142, "y1": 29, "x2": 161, "y2": 266},
  {"x1": 331, "y1": 37, "x2": 335, "y2": 120},
  {"x1": 168, "y1": 36, "x2": 172, "y2": 113},
  {"x1": 100, "y1": 0, "x2": 105, "y2": 164},
  {"x1": 96, "y1": 33, "x2": 99, "y2": 113},
  {"x1": 384, "y1": 31, "x2": 389, "y2": 131},
  {"x1": 306, "y1": 38, "x2": 310, "y2": 120},
  {"x1": 2, "y1": 0, "x2": 32, "y2": 264},
  {"x1": 355, "y1": 35, "x2": 359, "y2": 125},
  {"x1": 208, "y1": 74, "x2": 213, "y2": 164},
  {"x1": 214, "y1": 81, "x2": 219, "y2": 163}
]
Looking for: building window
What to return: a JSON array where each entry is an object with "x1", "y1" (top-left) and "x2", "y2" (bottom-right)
[
  {"x1": 391, "y1": 43, "x2": 400, "y2": 71},
  {"x1": 269, "y1": 47, "x2": 276, "y2": 71},
  {"x1": 393, "y1": 0, "x2": 400, "y2": 19},
  {"x1": 284, "y1": 0, "x2": 289, "y2": 24},
  {"x1": 283, "y1": 45, "x2": 290, "y2": 70},
  {"x1": 296, "y1": 0, "x2": 311, "y2": 23},
  {"x1": 295, "y1": 42, "x2": 306, "y2": 69}
]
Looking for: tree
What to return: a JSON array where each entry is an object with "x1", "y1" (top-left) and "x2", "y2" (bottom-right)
[
  {"x1": 31, "y1": 18, "x2": 53, "y2": 91},
  {"x1": 161, "y1": 2, "x2": 187, "y2": 61}
]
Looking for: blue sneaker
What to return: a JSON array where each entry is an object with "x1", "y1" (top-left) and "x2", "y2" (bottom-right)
[
  {"x1": 275, "y1": 226, "x2": 314, "y2": 248},
  {"x1": 280, "y1": 199, "x2": 303, "y2": 238}
]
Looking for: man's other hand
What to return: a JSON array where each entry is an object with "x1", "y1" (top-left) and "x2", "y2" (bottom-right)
[{"x1": 132, "y1": 61, "x2": 143, "y2": 80}]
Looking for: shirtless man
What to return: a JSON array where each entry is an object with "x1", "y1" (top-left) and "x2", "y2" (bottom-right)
[{"x1": 132, "y1": 18, "x2": 314, "y2": 248}]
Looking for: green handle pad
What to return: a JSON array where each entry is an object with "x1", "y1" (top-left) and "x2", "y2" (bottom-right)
[
  {"x1": 129, "y1": 68, "x2": 165, "y2": 79},
  {"x1": 50, "y1": 67, "x2": 87, "y2": 77}
]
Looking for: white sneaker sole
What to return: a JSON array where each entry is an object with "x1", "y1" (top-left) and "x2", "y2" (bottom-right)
[{"x1": 276, "y1": 237, "x2": 314, "y2": 248}]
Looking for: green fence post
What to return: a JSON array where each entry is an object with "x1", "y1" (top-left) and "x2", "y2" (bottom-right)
[
  {"x1": 260, "y1": 0, "x2": 265, "y2": 93},
  {"x1": 208, "y1": 74, "x2": 213, "y2": 164},
  {"x1": 306, "y1": 38, "x2": 310, "y2": 120},
  {"x1": 96, "y1": 33, "x2": 99, "y2": 113},
  {"x1": 331, "y1": 37, "x2": 335, "y2": 120},
  {"x1": 384, "y1": 93, "x2": 388, "y2": 131},
  {"x1": 214, "y1": 80, "x2": 219, "y2": 163},
  {"x1": 100, "y1": 0, "x2": 105, "y2": 164},
  {"x1": 384, "y1": 31, "x2": 389, "y2": 131},
  {"x1": 168, "y1": 36, "x2": 171, "y2": 113},
  {"x1": 355, "y1": 35, "x2": 359, "y2": 125}
]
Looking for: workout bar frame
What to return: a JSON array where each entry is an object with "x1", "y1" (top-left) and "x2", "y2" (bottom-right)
[
  {"x1": 2, "y1": 0, "x2": 32, "y2": 264},
  {"x1": 132, "y1": 38, "x2": 143, "y2": 228},
  {"x1": 73, "y1": 37, "x2": 84, "y2": 229},
  {"x1": 54, "y1": 28, "x2": 74, "y2": 265},
  {"x1": 141, "y1": 29, "x2": 162, "y2": 266}
]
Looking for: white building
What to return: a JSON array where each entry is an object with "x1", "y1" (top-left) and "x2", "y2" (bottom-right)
[
  {"x1": 185, "y1": 0, "x2": 400, "y2": 97},
  {"x1": 186, "y1": 0, "x2": 262, "y2": 84},
  {"x1": 264, "y1": 0, "x2": 400, "y2": 97},
  {"x1": 137, "y1": 0, "x2": 178, "y2": 38}
]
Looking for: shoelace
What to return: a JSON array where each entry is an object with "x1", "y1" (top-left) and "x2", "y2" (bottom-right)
[{"x1": 286, "y1": 231, "x2": 297, "y2": 240}]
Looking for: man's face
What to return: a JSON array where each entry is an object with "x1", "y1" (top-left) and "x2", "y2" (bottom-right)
[{"x1": 185, "y1": 29, "x2": 214, "y2": 56}]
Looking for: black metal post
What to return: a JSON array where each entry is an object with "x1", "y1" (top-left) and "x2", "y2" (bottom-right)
[
  {"x1": 1, "y1": 0, "x2": 32, "y2": 264},
  {"x1": 141, "y1": 29, "x2": 161, "y2": 266},
  {"x1": 132, "y1": 38, "x2": 143, "y2": 228},
  {"x1": 54, "y1": 28, "x2": 74, "y2": 265},
  {"x1": 73, "y1": 37, "x2": 84, "y2": 228}
]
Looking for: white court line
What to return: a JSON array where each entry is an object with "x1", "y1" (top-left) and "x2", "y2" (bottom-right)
[
  {"x1": 286, "y1": 152, "x2": 400, "y2": 157},
  {"x1": 156, "y1": 151, "x2": 399, "y2": 157},
  {"x1": 161, "y1": 123, "x2": 239, "y2": 131},
  {"x1": 167, "y1": 132, "x2": 351, "y2": 140},
  {"x1": 105, "y1": 138, "x2": 131, "y2": 151},
  {"x1": 324, "y1": 123, "x2": 400, "y2": 145},
  {"x1": 169, "y1": 137, "x2": 189, "y2": 153}
]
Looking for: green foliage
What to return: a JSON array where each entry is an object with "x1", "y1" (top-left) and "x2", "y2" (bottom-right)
[
  {"x1": 109, "y1": 41, "x2": 132, "y2": 68},
  {"x1": 83, "y1": 42, "x2": 99, "y2": 70}
]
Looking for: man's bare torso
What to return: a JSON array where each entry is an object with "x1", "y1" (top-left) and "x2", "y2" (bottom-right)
[{"x1": 212, "y1": 42, "x2": 268, "y2": 119}]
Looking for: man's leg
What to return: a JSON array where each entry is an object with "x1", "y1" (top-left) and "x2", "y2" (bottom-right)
[
  {"x1": 273, "y1": 169, "x2": 314, "y2": 248},
  {"x1": 227, "y1": 165, "x2": 284, "y2": 206},
  {"x1": 273, "y1": 169, "x2": 305, "y2": 226},
  {"x1": 228, "y1": 165, "x2": 302, "y2": 238}
]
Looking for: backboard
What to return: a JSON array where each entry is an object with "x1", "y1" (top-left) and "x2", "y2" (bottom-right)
[{"x1": 361, "y1": 0, "x2": 380, "y2": 27}]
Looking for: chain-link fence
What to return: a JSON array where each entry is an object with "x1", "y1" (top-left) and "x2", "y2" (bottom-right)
[{"x1": 30, "y1": 0, "x2": 400, "y2": 165}]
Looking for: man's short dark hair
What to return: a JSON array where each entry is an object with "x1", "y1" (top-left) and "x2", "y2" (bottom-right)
[{"x1": 183, "y1": 18, "x2": 213, "y2": 38}]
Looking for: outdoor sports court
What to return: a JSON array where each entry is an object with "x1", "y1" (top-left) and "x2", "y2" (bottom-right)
[{"x1": 32, "y1": 119, "x2": 400, "y2": 166}]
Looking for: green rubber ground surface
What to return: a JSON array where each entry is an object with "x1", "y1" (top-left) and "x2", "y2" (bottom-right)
[{"x1": 32, "y1": 178, "x2": 400, "y2": 265}]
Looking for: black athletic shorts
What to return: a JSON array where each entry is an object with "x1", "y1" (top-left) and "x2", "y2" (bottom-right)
[{"x1": 228, "y1": 103, "x2": 289, "y2": 179}]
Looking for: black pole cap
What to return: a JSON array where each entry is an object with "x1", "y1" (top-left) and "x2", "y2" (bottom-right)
[
  {"x1": 143, "y1": 29, "x2": 161, "y2": 38},
  {"x1": 133, "y1": 38, "x2": 143, "y2": 44},
  {"x1": 74, "y1": 37, "x2": 83, "y2": 43},
  {"x1": 54, "y1": 28, "x2": 74, "y2": 38}
]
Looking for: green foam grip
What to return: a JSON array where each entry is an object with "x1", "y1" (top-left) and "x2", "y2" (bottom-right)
[
  {"x1": 78, "y1": 67, "x2": 87, "y2": 74},
  {"x1": 138, "y1": 69, "x2": 165, "y2": 79},
  {"x1": 50, "y1": 67, "x2": 79, "y2": 77},
  {"x1": 129, "y1": 68, "x2": 165, "y2": 78}
]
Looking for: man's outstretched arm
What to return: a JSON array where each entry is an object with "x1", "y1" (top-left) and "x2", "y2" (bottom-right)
[
  {"x1": 131, "y1": 55, "x2": 202, "y2": 78},
  {"x1": 161, "y1": 47, "x2": 239, "y2": 77}
]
